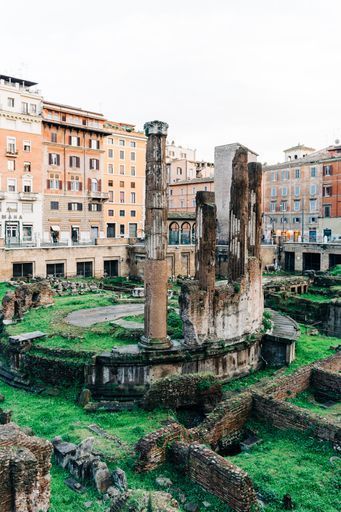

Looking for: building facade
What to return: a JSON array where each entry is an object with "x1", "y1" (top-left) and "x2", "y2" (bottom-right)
[
  {"x1": 168, "y1": 177, "x2": 214, "y2": 212},
  {"x1": 0, "y1": 75, "x2": 43, "y2": 247},
  {"x1": 103, "y1": 121, "x2": 146, "y2": 240}
]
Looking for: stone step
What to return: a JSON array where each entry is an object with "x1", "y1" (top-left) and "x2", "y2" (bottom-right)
[{"x1": 0, "y1": 363, "x2": 32, "y2": 391}]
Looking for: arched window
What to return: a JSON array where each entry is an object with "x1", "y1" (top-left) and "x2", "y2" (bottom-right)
[
  {"x1": 191, "y1": 223, "x2": 196, "y2": 245},
  {"x1": 169, "y1": 222, "x2": 180, "y2": 245},
  {"x1": 181, "y1": 222, "x2": 191, "y2": 245}
]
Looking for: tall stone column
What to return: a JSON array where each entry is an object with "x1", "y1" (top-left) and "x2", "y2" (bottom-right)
[
  {"x1": 248, "y1": 162, "x2": 262, "y2": 259},
  {"x1": 195, "y1": 191, "x2": 216, "y2": 292},
  {"x1": 141, "y1": 120, "x2": 171, "y2": 350}
]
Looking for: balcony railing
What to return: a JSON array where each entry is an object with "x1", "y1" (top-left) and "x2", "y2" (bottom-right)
[
  {"x1": 18, "y1": 192, "x2": 39, "y2": 201},
  {"x1": 6, "y1": 148, "x2": 18, "y2": 157},
  {"x1": 88, "y1": 191, "x2": 109, "y2": 200}
]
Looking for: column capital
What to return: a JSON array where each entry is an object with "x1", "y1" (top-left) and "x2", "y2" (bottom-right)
[{"x1": 144, "y1": 120, "x2": 169, "y2": 137}]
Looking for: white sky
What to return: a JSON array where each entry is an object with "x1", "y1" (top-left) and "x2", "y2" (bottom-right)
[{"x1": 2, "y1": 0, "x2": 341, "y2": 163}]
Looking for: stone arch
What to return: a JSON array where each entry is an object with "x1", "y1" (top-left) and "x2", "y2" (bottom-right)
[
  {"x1": 181, "y1": 222, "x2": 191, "y2": 245},
  {"x1": 169, "y1": 222, "x2": 180, "y2": 245}
]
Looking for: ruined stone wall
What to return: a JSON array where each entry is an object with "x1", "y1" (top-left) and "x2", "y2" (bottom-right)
[
  {"x1": 171, "y1": 442, "x2": 257, "y2": 512},
  {"x1": 1, "y1": 281, "x2": 54, "y2": 323},
  {"x1": 191, "y1": 392, "x2": 252, "y2": 448},
  {"x1": 0, "y1": 422, "x2": 52, "y2": 512},
  {"x1": 312, "y1": 368, "x2": 341, "y2": 400},
  {"x1": 135, "y1": 422, "x2": 188, "y2": 472}
]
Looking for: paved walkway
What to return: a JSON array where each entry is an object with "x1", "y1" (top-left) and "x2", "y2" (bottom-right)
[{"x1": 66, "y1": 303, "x2": 144, "y2": 327}]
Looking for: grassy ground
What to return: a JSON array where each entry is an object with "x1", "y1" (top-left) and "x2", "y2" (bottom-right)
[
  {"x1": 300, "y1": 293, "x2": 332, "y2": 303},
  {"x1": 226, "y1": 420, "x2": 340, "y2": 512},
  {"x1": 223, "y1": 324, "x2": 337, "y2": 391},
  {"x1": 5, "y1": 292, "x2": 137, "y2": 352},
  {"x1": 288, "y1": 390, "x2": 341, "y2": 420}
]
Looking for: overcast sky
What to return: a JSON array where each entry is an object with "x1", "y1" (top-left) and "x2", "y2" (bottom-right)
[{"x1": 2, "y1": 0, "x2": 341, "y2": 163}]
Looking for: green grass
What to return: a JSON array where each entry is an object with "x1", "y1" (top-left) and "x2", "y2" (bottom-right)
[
  {"x1": 329, "y1": 265, "x2": 341, "y2": 276},
  {"x1": 288, "y1": 390, "x2": 341, "y2": 419},
  {"x1": 6, "y1": 292, "x2": 135, "y2": 352},
  {"x1": 223, "y1": 324, "x2": 337, "y2": 392},
  {"x1": 0, "y1": 282, "x2": 14, "y2": 301},
  {"x1": 226, "y1": 420, "x2": 340, "y2": 512},
  {"x1": 299, "y1": 293, "x2": 332, "y2": 303}
]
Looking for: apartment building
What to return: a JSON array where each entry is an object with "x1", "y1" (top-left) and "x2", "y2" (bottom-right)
[
  {"x1": 263, "y1": 143, "x2": 341, "y2": 243},
  {"x1": 42, "y1": 101, "x2": 111, "y2": 245},
  {"x1": 168, "y1": 177, "x2": 214, "y2": 212},
  {"x1": 103, "y1": 121, "x2": 146, "y2": 240},
  {"x1": 0, "y1": 75, "x2": 43, "y2": 246},
  {"x1": 166, "y1": 141, "x2": 196, "y2": 162}
]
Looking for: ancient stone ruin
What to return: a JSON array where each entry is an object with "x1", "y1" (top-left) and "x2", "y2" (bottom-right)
[
  {"x1": 0, "y1": 422, "x2": 52, "y2": 512},
  {"x1": 1, "y1": 280, "x2": 54, "y2": 324}
]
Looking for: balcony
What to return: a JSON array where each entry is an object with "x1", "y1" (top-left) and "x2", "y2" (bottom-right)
[
  {"x1": 18, "y1": 192, "x2": 39, "y2": 201},
  {"x1": 6, "y1": 148, "x2": 18, "y2": 157},
  {"x1": 88, "y1": 191, "x2": 109, "y2": 200}
]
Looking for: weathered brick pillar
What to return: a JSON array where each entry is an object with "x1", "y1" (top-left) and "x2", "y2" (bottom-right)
[
  {"x1": 228, "y1": 147, "x2": 249, "y2": 281},
  {"x1": 195, "y1": 191, "x2": 216, "y2": 291},
  {"x1": 247, "y1": 162, "x2": 262, "y2": 258},
  {"x1": 141, "y1": 120, "x2": 171, "y2": 350}
]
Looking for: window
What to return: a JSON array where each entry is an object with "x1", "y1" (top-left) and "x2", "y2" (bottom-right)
[
  {"x1": 90, "y1": 158, "x2": 99, "y2": 170},
  {"x1": 69, "y1": 156, "x2": 80, "y2": 168},
  {"x1": 270, "y1": 172, "x2": 276, "y2": 182},
  {"x1": 8, "y1": 160, "x2": 15, "y2": 171},
  {"x1": 108, "y1": 180, "x2": 113, "y2": 187},
  {"x1": 22, "y1": 225, "x2": 33, "y2": 241},
  {"x1": 280, "y1": 201, "x2": 287, "y2": 211},
  {"x1": 129, "y1": 223, "x2": 137, "y2": 237},
  {"x1": 323, "y1": 186, "x2": 332, "y2": 197},
  {"x1": 51, "y1": 132, "x2": 57, "y2": 143},
  {"x1": 130, "y1": 141, "x2": 136, "y2": 148},
  {"x1": 119, "y1": 139, "x2": 125, "y2": 146},
  {"x1": 310, "y1": 184, "x2": 317, "y2": 195},
  {"x1": 76, "y1": 261, "x2": 93, "y2": 277},
  {"x1": 108, "y1": 191, "x2": 113, "y2": 202},
  {"x1": 107, "y1": 138, "x2": 114, "y2": 145},
  {"x1": 90, "y1": 139, "x2": 100, "y2": 150},
  {"x1": 48, "y1": 153, "x2": 60, "y2": 166},
  {"x1": 68, "y1": 202, "x2": 83, "y2": 211},
  {"x1": 22, "y1": 162, "x2": 31, "y2": 173},
  {"x1": 294, "y1": 200, "x2": 300, "y2": 211},
  {"x1": 310, "y1": 199, "x2": 317, "y2": 212},
  {"x1": 108, "y1": 164, "x2": 114, "y2": 174},
  {"x1": 7, "y1": 97, "x2": 15, "y2": 107},
  {"x1": 22, "y1": 203, "x2": 33, "y2": 214},
  {"x1": 13, "y1": 263, "x2": 33, "y2": 278},
  {"x1": 104, "y1": 259, "x2": 118, "y2": 276},
  {"x1": 270, "y1": 201, "x2": 276, "y2": 212},
  {"x1": 120, "y1": 181, "x2": 124, "y2": 187},
  {"x1": 108, "y1": 149, "x2": 114, "y2": 158},
  {"x1": 295, "y1": 169, "x2": 300, "y2": 179},
  {"x1": 323, "y1": 165, "x2": 332, "y2": 176},
  {"x1": 131, "y1": 210, "x2": 136, "y2": 217},
  {"x1": 69, "y1": 176, "x2": 81, "y2": 191},
  {"x1": 88, "y1": 203, "x2": 102, "y2": 212},
  {"x1": 69, "y1": 136, "x2": 80, "y2": 147},
  {"x1": 119, "y1": 210, "x2": 125, "y2": 217},
  {"x1": 130, "y1": 152, "x2": 136, "y2": 161},
  {"x1": 281, "y1": 170, "x2": 289, "y2": 180},
  {"x1": 107, "y1": 224, "x2": 116, "y2": 238},
  {"x1": 177, "y1": 167, "x2": 182, "y2": 176},
  {"x1": 280, "y1": 217, "x2": 288, "y2": 223},
  {"x1": 7, "y1": 202, "x2": 18, "y2": 212},
  {"x1": 7, "y1": 137, "x2": 16, "y2": 153},
  {"x1": 120, "y1": 191, "x2": 125, "y2": 203},
  {"x1": 131, "y1": 182, "x2": 135, "y2": 188},
  {"x1": 23, "y1": 140, "x2": 31, "y2": 152},
  {"x1": 48, "y1": 174, "x2": 61, "y2": 189},
  {"x1": 30, "y1": 104, "x2": 37, "y2": 114},
  {"x1": 282, "y1": 187, "x2": 288, "y2": 196},
  {"x1": 309, "y1": 217, "x2": 318, "y2": 224},
  {"x1": 120, "y1": 224, "x2": 125, "y2": 235},
  {"x1": 46, "y1": 263, "x2": 64, "y2": 278},
  {"x1": 131, "y1": 166, "x2": 136, "y2": 176},
  {"x1": 7, "y1": 179, "x2": 16, "y2": 192},
  {"x1": 271, "y1": 187, "x2": 276, "y2": 197},
  {"x1": 22, "y1": 102, "x2": 29, "y2": 114},
  {"x1": 310, "y1": 167, "x2": 317, "y2": 177},
  {"x1": 23, "y1": 179, "x2": 32, "y2": 193},
  {"x1": 293, "y1": 217, "x2": 301, "y2": 224},
  {"x1": 108, "y1": 210, "x2": 114, "y2": 217},
  {"x1": 50, "y1": 201, "x2": 59, "y2": 210},
  {"x1": 323, "y1": 205, "x2": 331, "y2": 218},
  {"x1": 120, "y1": 165, "x2": 125, "y2": 175},
  {"x1": 120, "y1": 150, "x2": 125, "y2": 160},
  {"x1": 131, "y1": 192, "x2": 136, "y2": 203},
  {"x1": 294, "y1": 185, "x2": 300, "y2": 197}
]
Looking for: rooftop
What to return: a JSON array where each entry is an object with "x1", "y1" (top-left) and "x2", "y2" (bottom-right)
[
  {"x1": 0, "y1": 74, "x2": 38, "y2": 88},
  {"x1": 284, "y1": 143, "x2": 316, "y2": 153}
]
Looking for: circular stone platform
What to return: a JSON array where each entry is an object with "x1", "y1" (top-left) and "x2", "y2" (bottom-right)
[{"x1": 66, "y1": 303, "x2": 144, "y2": 327}]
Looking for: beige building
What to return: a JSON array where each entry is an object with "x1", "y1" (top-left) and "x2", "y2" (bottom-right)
[
  {"x1": 168, "y1": 177, "x2": 214, "y2": 212},
  {"x1": 103, "y1": 121, "x2": 146, "y2": 240}
]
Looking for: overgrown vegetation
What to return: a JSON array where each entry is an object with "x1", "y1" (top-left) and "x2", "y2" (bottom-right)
[
  {"x1": 329, "y1": 264, "x2": 341, "y2": 276},
  {"x1": 287, "y1": 390, "x2": 341, "y2": 418}
]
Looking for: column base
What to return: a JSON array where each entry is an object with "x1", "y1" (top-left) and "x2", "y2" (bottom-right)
[{"x1": 139, "y1": 335, "x2": 172, "y2": 351}]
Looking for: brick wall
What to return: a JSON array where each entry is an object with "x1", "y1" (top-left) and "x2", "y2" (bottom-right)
[
  {"x1": 312, "y1": 368, "x2": 341, "y2": 400},
  {"x1": 171, "y1": 442, "x2": 257, "y2": 512}
]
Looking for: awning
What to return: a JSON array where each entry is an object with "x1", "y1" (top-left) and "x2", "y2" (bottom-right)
[{"x1": 50, "y1": 225, "x2": 60, "y2": 231}]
